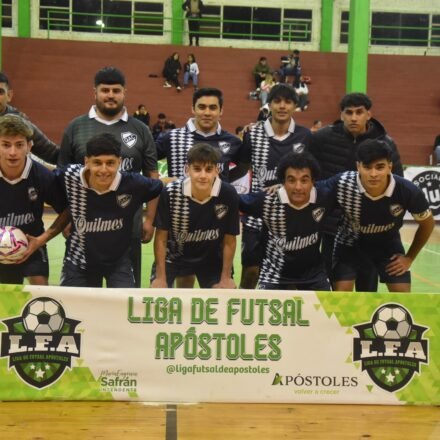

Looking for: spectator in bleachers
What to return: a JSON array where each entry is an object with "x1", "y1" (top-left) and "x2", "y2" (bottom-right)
[
  {"x1": 294, "y1": 76, "x2": 310, "y2": 111},
  {"x1": 133, "y1": 104, "x2": 150, "y2": 127},
  {"x1": 162, "y1": 52, "x2": 182, "y2": 91},
  {"x1": 183, "y1": 0, "x2": 204, "y2": 46},
  {"x1": 252, "y1": 57, "x2": 271, "y2": 91},
  {"x1": 183, "y1": 54, "x2": 200, "y2": 91},
  {"x1": 259, "y1": 72, "x2": 276, "y2": 105},
  {"x1": 151, "y1": 113, "x2": 176, "y2": 141},
  {"x1": 280, "y1": 49, "x2": 301, "y2": 86}
]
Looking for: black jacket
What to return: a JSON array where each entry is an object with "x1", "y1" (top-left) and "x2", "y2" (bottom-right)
[
  {"x1": 182, "y1": 0, "x2": 204, "y2": 18},
  {"x1": 308, "y1": 118, "x2": 403, "y2": 234},
  {"x1": 2, "y1": 105, "x2": 59, "y2": 165}
]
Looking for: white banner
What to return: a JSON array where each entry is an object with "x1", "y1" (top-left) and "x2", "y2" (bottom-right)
[
  {"x1": 0, "y1": 285, "x2": 439, "y2": 405},
  {"x1": 404, "y1": 166, "x2": 440, "y2": 220}
]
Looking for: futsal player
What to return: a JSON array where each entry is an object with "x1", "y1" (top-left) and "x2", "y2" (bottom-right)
[
  {"x1": 329, "y1": 139, "x2": 434, "y2": 292},
  {"x1": 0, "y1": 114, "x2": 67, "y2": 285},
  {"x1": 56, "y1": 133, "x2": 162, "y2": 288},
  {"x1": 151, "y1": 143, "x2": 239, "y2": 289},
  {"x1": 239, "y1": 151, "x2": 332, "y2": 291},
  {"x1": 237, "y1": 83, "x2": 312, "y2": 289}
]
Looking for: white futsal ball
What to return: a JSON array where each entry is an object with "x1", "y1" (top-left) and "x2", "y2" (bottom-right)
[{"x1": 0, "y1": 226, "x2": 29, "y2": 264}]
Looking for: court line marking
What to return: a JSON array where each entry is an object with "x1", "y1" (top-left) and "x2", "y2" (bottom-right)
[{"x1": 166, "y1": 404, "x2": 177, "y2": 440}]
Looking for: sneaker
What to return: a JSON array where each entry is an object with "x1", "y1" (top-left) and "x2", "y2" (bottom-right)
[
  {"x1": 163, "y1": 82, "x2": 172, "y2": 88},
  {"x1": 176, "y1": 86, "x2": 182, "y2": 92}
]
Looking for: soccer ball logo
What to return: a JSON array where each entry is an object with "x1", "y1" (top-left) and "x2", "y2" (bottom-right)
[
  {"x1": 22, "y1": 297, "x2": 65, "y2": 334},
  {"x1": 372, "y1": 304, "x2": 412, "y2": 339}
]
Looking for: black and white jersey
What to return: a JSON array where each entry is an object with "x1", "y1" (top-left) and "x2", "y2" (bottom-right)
[
  {"x1": 56, "y1": 164, "x2": 162, "y2": 269},
  {"x1": 58, "y1": 108, "x2": 157, "y2": 175},
  {"x1": 319, "y1": 172, "x2": 431, "y2": 248},
  {"x1": 239, "y1": 186, "x2": 333, "y2": 285},
  {"x1": 0, "y1": 157, "x2": 66, "y2": 236},
  {"x1": 154, "y1": 177, "x2": 240, "y2": 265},
  {"x1": 155, "y1": 118, "x2": 242, "y2": 180},
  {"x1": 239, "y1": 118, "x2": 312, "y2": 230}
]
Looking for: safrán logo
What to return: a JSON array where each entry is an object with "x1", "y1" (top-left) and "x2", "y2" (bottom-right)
[
  {"x1": 0, "y1": 297, "x2": 81, "y2": 389},
  {"x1": 353, "y1": 303, "x2": 428, "y2": 392}
]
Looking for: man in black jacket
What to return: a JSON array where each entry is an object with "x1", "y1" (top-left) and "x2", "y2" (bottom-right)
[
  {"x1": 308, "y1": 92, "x2": 403, "y2": 292},
  {"x1": 0, "y1": 72, "x2": 59, "y2": 165}
]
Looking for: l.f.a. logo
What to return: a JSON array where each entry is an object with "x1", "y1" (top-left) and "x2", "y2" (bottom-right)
[
  {"x1": 0, "y1": 297, "x2": 81, "y2": 389},
  {"x1": 121, "y1": 132, "x2": 137, "y2": 148},
  {"x1": 312, "y1": 207, "x2": 325, "y2": 223},
  {"x1": 214, "y1": 204, "x2": 228, "y2": 219},
  {"x1": 117, "y1": 194, "x2": 132, "y2": 208},
  {"x1": 353, "y1": 303, "x2": 429, "y2": 392}
]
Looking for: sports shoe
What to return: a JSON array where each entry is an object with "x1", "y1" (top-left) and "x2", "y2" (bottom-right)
[
  {"x1": 176, "y1": 86, "x2": 182, "y2": 92},
  {"x1": 163, "y1": 82, "x2": 172, "y2": 88}
]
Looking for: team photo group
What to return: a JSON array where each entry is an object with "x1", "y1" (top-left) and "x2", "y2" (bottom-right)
[{"x1": 0, "y1": 66, "x2": 434, "y2": 292}]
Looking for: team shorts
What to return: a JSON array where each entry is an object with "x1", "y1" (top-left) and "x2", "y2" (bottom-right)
[
  {"x1": 60, "y1": 254, "x2": 135, "y2": 288},
  {"x1": 151, "y1": 258, "x2": 223, "y2": 288},
  {"x1": 258, "y1": 271, "x2": 331, "y2": 291},
  {"x1": 0, "y1": 246, "x2": 49, "y2": 284},
  {"x1": 333, "y1": 241, "x2": 411, "y2": 285},
  {"x1": 241, "y1": 225, "x2": 266, "y2": 268}
]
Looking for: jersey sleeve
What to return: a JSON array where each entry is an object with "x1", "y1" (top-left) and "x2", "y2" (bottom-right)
[
  {"x1": 44, "y1": 169, "x2": 68, "y2": 213},
  {"x1": 155, "y1": 131, "x2": 170, "y2": 161},
  {"x1": 137, "y1": 175, "x2": 163, "y2": 203},
  {"x1": 140, "y1": 126, "x2": 158, "y2": 175},
  {"x1": 58, "y1": 123, "x2": 75, "y2": 167},
  {"x1": 153, "y1": 188, "x2": 171, "y2": 231},
  {"x1": 406, "y1": 183, "x2": 431, "y2": 220},
  {"x1": 239, "y1": 191, "x2": 265, "y2": 217},
  {"x1": 223, "y1": 186, "x2": 240, "y2": 236}
]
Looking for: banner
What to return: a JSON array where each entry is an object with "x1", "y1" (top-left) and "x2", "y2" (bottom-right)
[
  {"x1": 404, "y1": 166, "x2": 440, "y2": 220},
  {"x1": 0, "y1": 285, "x2": 439, "y2": 405}
]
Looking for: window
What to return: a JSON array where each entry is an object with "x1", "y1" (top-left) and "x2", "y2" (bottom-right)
[
  {"x1": 200, "y1": 5, "x2": 221, "y2": 39},
  {"x1": 223, "y1": 6, "x2": 251, "y2": 40},
  {"x1": 340, "y1": 11, "x2": 349, "y2": 44},
  {"x1": 283, "y1": 9, "x2": 312, "y2": 43},
  {"x1": 40, "y1": 0, "x2": 69, "y2": 31},
  {"x1": 252, "y1": 8, "x2": 281, "y2": 41},
  {"x1": 430, "y1": 15, "x2": 440, "y2": 47},
  {"x1": 371, "y1": 12, "x2": 429, "y2": 47},
  {"x1": 134, "y1": 2, "x2": 164, "y2": 36},
  {"x1": 103, "y1": 0, "x2": 131, "y2": 35},
  {"x1": 1, "y1": 0, "x2": 13, "y2": 28},
  {"x1": 72, "y1": 0, "x2": 101, "y2": 33}
]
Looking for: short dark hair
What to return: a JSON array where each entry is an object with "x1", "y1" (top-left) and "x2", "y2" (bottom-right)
[
  {"x1": 356, "y1": 139, "x2": 392, "y2": 165},
  {"x1": 193, "y1": 87, "x2": 223, "y2": 109},
  {"x1": 340, "y1": 93, "x2": 372, "y2": 111},
  {"x1": 267, "y1": 84, "x2": 298, "y2": 105},
  {"x1": 158, "y1": 112, "x2": 166, "y2": 119},
  {"x1": 277, "y1": 151, "x2": 321, "y2": 183},
  {"x1": 187, "y1": 142, "x2": 221, "y2": 165},
  {"x1": 86, "y1": 133, "x2": 121, "y2": 157},
  {"x1": 94, "y1": 66, "x2": 126, "y2": 87},
  {"x1": 259, "y1": 56, "x2": 267, "y2": 62},
  {"x1": 293, "y1": 49, "x2": 300, "y2": 56},
  {"x1": 0, "y1": 72, "x2": 10, "y2": 87}
]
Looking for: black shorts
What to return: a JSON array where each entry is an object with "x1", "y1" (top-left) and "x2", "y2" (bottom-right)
[
  {"x1": 151, "y1": 259, "x2": 223, "y2": 288},
  {"x1": 258, "y1": 271, "x2": 331, "y2": 291},
  {"x1": 241, "y1": 225, "x2": 265, "y2": 268},
  {"x1": 0, "y1": 246, "x2": 49, "y2": 284},
  {"x1": 333, "y1": 242, "x2": 411, "y2": 285},
  {"x1": 60, "y1": 254, "x2": 135, "y2": 288}
]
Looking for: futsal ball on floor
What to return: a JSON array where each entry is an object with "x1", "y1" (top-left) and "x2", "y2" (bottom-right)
[{"x1": 0, "y1": 226, "x2": 29, "y2": 264}]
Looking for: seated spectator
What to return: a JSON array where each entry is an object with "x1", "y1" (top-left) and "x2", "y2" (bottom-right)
[
  {"x1": 252, "y1": 57, "x2": 271, "y2": 91},
  {"x1": 259, "y1": 72, "x2": 276, "y2": 105},
  {"x1": 311, "y1": 120, "x2": 322, "y2": 133},
  {"x1": 280, "y1": 49, "x2": 301, "y2": 86},
  {"x1": 294, "y1": 77, "x2": 309, "y2": 111},
  {"x1": 183, "y1": 53, "x2": 200, "y2": 90},
  {"x1": 133, "y1": 104, "x2": 150, "y2": 127},
  {"x1": 434, "y1": 134, "x2": 440, "y2": 165},
  {"x1": 162, "y1": 52, "x2": 182, "y2": 91},
  {"x1": 151, "y1": 113, "x2": 176, "y2": 141}
]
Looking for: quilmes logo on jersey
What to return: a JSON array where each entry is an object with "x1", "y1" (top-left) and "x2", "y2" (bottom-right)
[
  {"x1": 218, "y1": 141, "x2": 231, "y2": 153},
  {"x1": 0, "y1": 297, "x2": 81, "y2": 389},
  {"x1": 352, "y1": 303, "x2": 428, "y2": 392},
  {"x1": 411, "y1": 170, "x2": 440, "y2": 216},
  {"x1": 214, "y1": 204, "x2": 228, "y2": 219},
  {"x1": 28, "y1": 187, "x2": 38, "y2": 201},
  {"x1": 389, "y1": 204, "x2": 404, "y2": 217},
  {"x1": 121, "y1": 132, "x2": 137, "y2": 148},
  {"x1": 117, "y1": 194, "x2": 132, "y2": 208}
]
